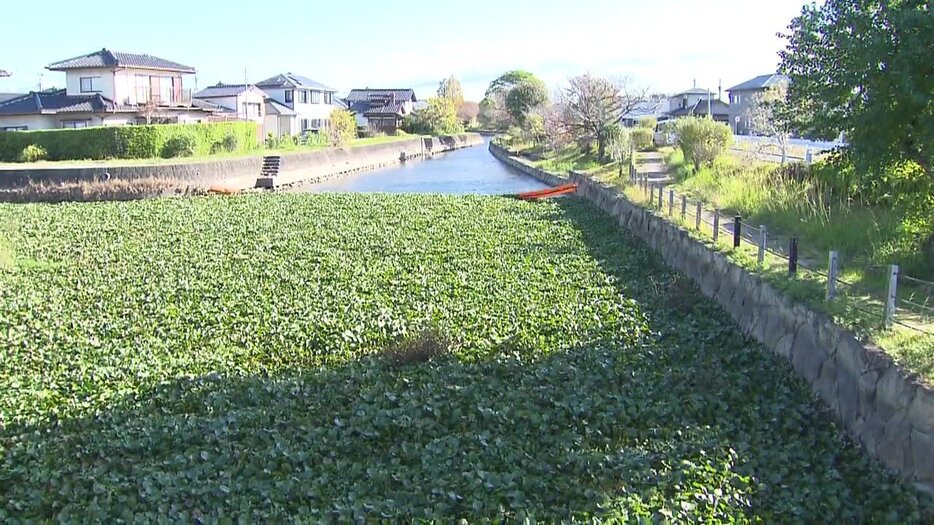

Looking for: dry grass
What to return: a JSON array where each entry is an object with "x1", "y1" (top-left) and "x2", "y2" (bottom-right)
[{"x1": 382, "y1": 329, "x2": 453, "y2": 368}]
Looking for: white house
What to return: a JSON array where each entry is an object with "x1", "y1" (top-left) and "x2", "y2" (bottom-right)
[
  {"x1": 193, "y1": 83, "x2": 266, "y2": 125},
  {"x1": 0, "y1": 49, "x2": 224, "y2": 131},
  {"x1": 256, "y1": 73, "x2": 337, "y2": 137}
]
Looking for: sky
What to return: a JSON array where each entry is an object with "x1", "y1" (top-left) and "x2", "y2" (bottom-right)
[{"x1": 0, "y1": 0, "x2": 810, "y2": 100}]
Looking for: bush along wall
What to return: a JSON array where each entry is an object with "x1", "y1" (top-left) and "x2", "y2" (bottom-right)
[{"x1": 0, "y1": 122, "x2": 260, "y2": 162}]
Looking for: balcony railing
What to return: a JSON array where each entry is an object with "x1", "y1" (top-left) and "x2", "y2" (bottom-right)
[{"x1": 134, "y1": 87, "x2": 192, "y2": 106}]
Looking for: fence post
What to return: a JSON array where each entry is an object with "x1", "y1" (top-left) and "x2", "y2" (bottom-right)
[
  {"x1": 668, "y1": 190, "x2": 674, "y2": 217},
  {"x1": 884, "y1": 265, "x2": 899, "y2": 328},
  {"x1": 680, "y1": 195, "x2": 687, "y2": 221},
  {"x1": 789, "y1": 237, "x2": 798, "y2": 277},
  {"x1": 643, "y1": 176, "x2": 648, "y2": 199},
  {"x1": 757, "y1": 225, "x2": 767, "y2": 265},
  {"x1": 826, "y1": 251, "x2": 839, "y2": 300},
  {"x1": 733, "y1": 216, "x2": 742, "y2": 248},
  {"x1": 657, "y1": 185, "x2": 663, "y2": 209},
  {"x1": 713, "y1": 211, "x2": 720, "y2": 243},
  {"x1": 695, "y1": 201, "x2": 702, "y2": 230}
]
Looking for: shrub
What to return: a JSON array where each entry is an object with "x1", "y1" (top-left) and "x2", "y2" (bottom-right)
[
  {"x1": 631, "y1": 128, "x2": 654, "y2": 151},
  {"x1": 604, "y1": 123, "x2": 631, "y2": 164},
  {"x1": 637, "y1": 116, "x2": 657, "y2": 130},
  {"x1": 382, "y1": 329, "x2": 452, "y2": 368},
  {"x1": 160, "y1": 135, "x2": 197, "y2": 158},
  {"x1": 0, "y1": 122, "x2": 258, "y2": 162},
  {"x1": 210, "y1": 133, "x2": 239, "y2": 154},
  {"x1": 18, "y1": 144, "x2": 48, "y2": 163},
  {"x1": 674, "y1": 117, "x2": 733, "y2": 171},
  {"x1": 328, "y1": 109, "x2": 358, "y2": 147}
]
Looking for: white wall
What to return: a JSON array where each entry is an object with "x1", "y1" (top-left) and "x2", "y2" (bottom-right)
[
  {"x1": 65, "y1": 68, "x2": 116, "y2": 98},
  {"x1": 65, "y1": 68, "x2": 186, "y2": 104},
  {"x1": 259, "y1": 86, "x2": 333, "y2": 130},
  {"x1": 0, "y1": 114, "x2": 59, "y2": 130}
]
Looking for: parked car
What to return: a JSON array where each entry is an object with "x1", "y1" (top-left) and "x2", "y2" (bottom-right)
[{"x1": 653, "y1": 119, "x2": 677, "y2": 147}]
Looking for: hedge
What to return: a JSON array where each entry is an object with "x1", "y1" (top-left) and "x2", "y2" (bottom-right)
[{"x1": 0, "y1": 122, "x2": 260, "y2": 162}]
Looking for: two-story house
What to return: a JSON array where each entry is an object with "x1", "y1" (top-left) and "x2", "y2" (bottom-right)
[
  {"x1": 726, "y1": 74, "x2": 790, "y2": 135},
  {"x1": 256, "y1": 73, "x2": 337, "y2": 137},
  {"x1": 345, "y1": 89, "x2": 417, "y2": 133},
  {"x1": 0, "y1": 49, "x2": 224, "y2": 131},
  {"x1": 663, "y1": 87, "x2": 731, "y2": 123},
  {"x1": 193, "y1": 83, "x2": 266, "y2": 125}
]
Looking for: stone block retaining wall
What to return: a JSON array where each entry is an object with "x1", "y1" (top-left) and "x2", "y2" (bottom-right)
[{"x1": 489, "y1": 142, "x2": 934, "y2": 495}]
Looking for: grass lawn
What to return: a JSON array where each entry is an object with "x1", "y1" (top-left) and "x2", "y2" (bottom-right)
[
  {"x1": 0, "y1": 194, "x2": 930, "y2": 521},
  {"x1": 607, "y1": 148, "x2": 934, "y2": 382},
  {"x1": 0, "y1": 134, "x2": 419, "y2": 169}
]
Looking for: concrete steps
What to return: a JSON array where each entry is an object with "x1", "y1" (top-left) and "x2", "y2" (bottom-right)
[{"x1": 260, "y1": 156, "x2": 281, "y2": 178}]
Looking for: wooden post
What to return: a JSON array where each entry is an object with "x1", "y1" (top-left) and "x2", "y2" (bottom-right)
[
  {"x1": 695, "y1": 201, "x2": 702, "y2": 230},
  {"x1": 643, "y1": 176, "x2": 648, "y2": 199},
  {"x1": 668, "y1": 190, "x2": 674, "y2": 216},
  {"x1": 788, "y1": 237, "x2": 799, "y2": 277},
  {"x1": 826, "y1": 251, "x2": 839, "y2": 300},
  {"x1": 884, "y1": 265, "x2": 899, "y2": 328},
  {"x1": 680, "y1": 195, "x2": 688, "y2": 221},
  {"x1": 658, "y1": 186, "x2": 663, "y2": 209},
  {"x1": 712, "y1": 211, "x2": 720, "y2": 243},
  {"x1": 733, "y1": 216, "x2": 742, "y2": 248},
  {"x1": 758, "y1": 225, "x2": 767, "y2": 265}
]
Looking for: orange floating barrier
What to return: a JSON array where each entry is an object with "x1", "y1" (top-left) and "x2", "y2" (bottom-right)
[{"x1": 516, "y1": 183, "x2": 578, "y2": 200}]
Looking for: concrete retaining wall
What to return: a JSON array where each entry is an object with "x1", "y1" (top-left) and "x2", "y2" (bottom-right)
[
  {"x1": 0, "y1": 134, "x2": 484, "y2": 199},
  {"x1": 489, "y1": 142, "x2": 934, "y2": 495}
]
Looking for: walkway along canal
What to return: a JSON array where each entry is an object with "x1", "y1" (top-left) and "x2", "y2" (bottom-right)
[{"x1": 293, "y1": 136, "x2": 550, "y2": 195}]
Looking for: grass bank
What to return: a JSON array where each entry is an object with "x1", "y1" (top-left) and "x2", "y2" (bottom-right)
[
  {"x1": 0, "y1": 194, "x2": 930, "y2": 521},
  {"x1": 0, "y1": 134, "x2": 420, "y2": 169},
  {"x1": 607, "y1": 148, "x2": 934, "y2": 382}
]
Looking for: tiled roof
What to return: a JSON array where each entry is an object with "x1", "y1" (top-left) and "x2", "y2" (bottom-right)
[
  {"x1": 255, "y1": 73, "x2": 336, "y2": 92},
  {"x1": 194, "y1": 83, "x2": 256, "y2": 98},
  {"x1": 265, "y1": 98, "x2": 296, "y2": 116},
  {"x1": 363, "y1": 102, "x2": 407, "y2": 116},
  {"x1": 330, "y1": 96, "x2": 347, "y2": 109},
  {"x1": 621, "y1": 99, "x2": 667, "y2": 120},
  {"x1": 0, "y1": 70, "x2": 10, "y2": 77},
  {"x1": 0, "y1": 93, "x2": 24, "y2": 103},
  {"x1": 0, "y1": 89, "x2": 137, "y2": 115},
  {"x1": 47, "y1": 49, "x2": 195, "y2": 73},
  {"x1": 345, "y1": 89, "x2": 416, "y2": 103},
  {"x1": 726, "y1": 74, "x2": 790, "y2": 92}
]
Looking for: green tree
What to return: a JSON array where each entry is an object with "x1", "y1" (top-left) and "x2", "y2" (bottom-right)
[
  {"x1": 404, "y1": 97, "x2": 464, "y2": 136},
  {"x1": 779, "y1": 0, "x2": 933, "y2": 178},
  {"x1": 482, "y1": 71, "x2": 548, "y2": 128},
  {"x1": 328, "y1": 109, "x2": 357, "y2": 147},
  {"x1": 674, "y1": 117, "x2": 733, "y2": 171},
  {"x1": 437, "y1": 75, "x2": 465, "y2": 110}
]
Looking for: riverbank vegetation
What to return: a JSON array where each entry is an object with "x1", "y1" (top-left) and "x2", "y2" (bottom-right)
[{"x1": 1, "y1": 194, "x2": 930, "y2": 521}]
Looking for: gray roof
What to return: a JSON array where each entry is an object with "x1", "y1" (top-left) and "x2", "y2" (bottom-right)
[
  {"x1": 330, "y1": 96, "x2": 347, "y2": 109},
  {"x1": 0, "y1": 89, "x2": 136, "y2": 115},
  {"x1": 47, "y1": 49, "x2": 195, "y2": 73},
  {"x1": 669, "y1": 98, "x2": 731, "y2": 117},
  {"x1": 726, "y1": 74, "x2": 790, "y2": 92},
  {"x1": 255, "y1": 73, "x2": 336, "y2": 92},
  {"x1": 363, "y1": 101, "x2": 408, "y2": 116},
  {"x1": 194, "y1": 83, "x2": 257, "y2": 98},
  {"x1": 672, "y1": 87, "x2": 711, "y2": 97},
  {"x1": 621, "y1": 99, "x2": 667, "y2": 120},
  {"x1": 265, "y1": 98, "x2": 296, "y2": 116},
  {"x1": 0, "y1": 70, "x2": 10, "y2": 77},
  {"x1": 0, "y1": 93, "x2": 24, "y2": 103},
  {"x1": 345, "y1": 89, "x2": 417, "y2": 103}
]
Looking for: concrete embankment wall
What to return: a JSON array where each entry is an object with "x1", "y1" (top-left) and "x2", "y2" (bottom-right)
[
  {"x1": 489, "y1": 142, "x2": 934, "y2": 495},
  {"x1": 0, "y1": 134, "x2": 484, "y2": 201}
]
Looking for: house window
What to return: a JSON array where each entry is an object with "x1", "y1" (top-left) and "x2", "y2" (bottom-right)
[
  {"x1": 285, "y1": 90, "x2": 294, "y2": 103},
  {"x1": 62, "y1": 120, "x2": 90, "y2": 129},
  {"x1": 324, "y1": 92, "x2": 332, "y2": 104},
  {"x1": 80, "y1": 77, "x2": 102, "y2": 93},
  {"x1": 301, "y1": 118, "x2": 309, "y2": 131},
  {"x1": 1, "y1": 126, "x2": 27, "y2": 131},
  {"x1": 242, "y1": 102, "x2": 262, "y2": 117},
  {"x1": 311, "y1": 90, "x2": 321, "y2": 104},
  {"x1": 299, "y1": 90, "x2": 308, "y2": 104}
]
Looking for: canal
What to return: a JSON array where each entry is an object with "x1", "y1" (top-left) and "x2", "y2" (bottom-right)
[{"x1": 294, "y1": 137, "x2": 550, "y2": 194}]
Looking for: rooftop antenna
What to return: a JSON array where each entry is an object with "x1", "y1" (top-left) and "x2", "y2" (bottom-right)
[
  {"x1": 718, "y1": 79, "x2": 722, "y2": 100},
  {"x1": 693, "y1": 78, "x2": 696, "y2": 88}
]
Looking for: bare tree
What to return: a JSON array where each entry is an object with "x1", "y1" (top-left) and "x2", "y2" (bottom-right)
[
  {"x1": 744, "y1": 83, "x2": 792, "y2": 164},
  {"x1": 559, "y1": 74, "x2": 646, "y2": 160},
  {"x1": 529, "y1": 102, "x2": 571, "y2": 153}
]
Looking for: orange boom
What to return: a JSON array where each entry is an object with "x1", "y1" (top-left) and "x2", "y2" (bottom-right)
[{"x1": 516, "y1": 183, "x2": 578, "y2": 200}]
